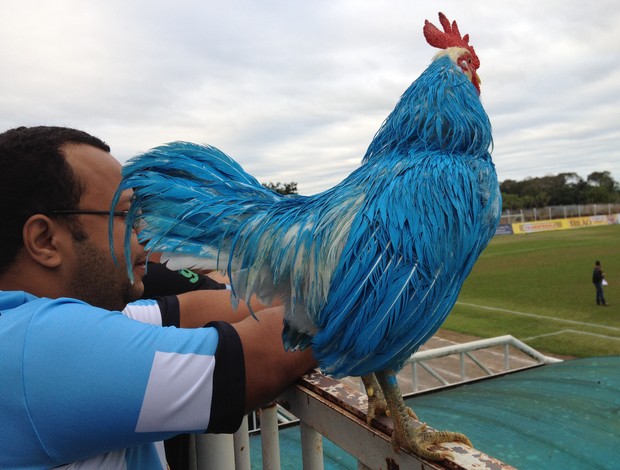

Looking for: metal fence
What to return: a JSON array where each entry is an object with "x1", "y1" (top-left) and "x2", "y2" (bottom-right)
[{"x1": 501, "y1": 203, "x2": 620, "y2": 224}]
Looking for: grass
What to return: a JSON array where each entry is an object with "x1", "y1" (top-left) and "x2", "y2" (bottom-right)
[{"x1": 443, "y1": 224, "x2": 620, "y2": 357}]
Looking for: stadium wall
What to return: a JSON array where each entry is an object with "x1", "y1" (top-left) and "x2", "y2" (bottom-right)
[{"x1": 495, "y1": 214, "x2": 620, "y2": 236}]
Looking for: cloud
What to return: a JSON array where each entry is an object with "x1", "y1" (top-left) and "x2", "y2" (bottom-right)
[{"x1": 1, "y1": 0, "x2": 619, "y2": 194}]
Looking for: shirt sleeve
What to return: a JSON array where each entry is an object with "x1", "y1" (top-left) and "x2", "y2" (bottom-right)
[
  {"x1": 22, "y1": 299, "x2": 245, "y2": 465},
  {"x1": 122, "y1": 296, "x2": 180, "y2": 327},
  {"x1": 204, "y1": 321, "x2": 245, "y2": 433},
  {"x1": 141, "y1": 262, "x2": 226, "y2": 298}
]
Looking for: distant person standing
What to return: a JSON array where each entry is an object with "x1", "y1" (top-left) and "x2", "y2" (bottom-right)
[{"x1": 592, "y1": 260, "x2": 608, "y2": 306}]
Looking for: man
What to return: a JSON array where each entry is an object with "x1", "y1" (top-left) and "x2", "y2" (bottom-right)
[
  {"x1": 592, "y1": 260, "x2": 608, "y2": 306},
  {"x1": 0, "y1": 126, "x2": 316, "y2": 469}
]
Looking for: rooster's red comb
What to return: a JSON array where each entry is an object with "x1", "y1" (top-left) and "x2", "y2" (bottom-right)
[{"x1": 423, "y1": 12, "x2": 480, "y2": 69}]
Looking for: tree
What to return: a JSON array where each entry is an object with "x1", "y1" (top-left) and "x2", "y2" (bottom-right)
[
  {"x1": 584, "y1": 186, "x2": 612, "y2": 204},
  {"x1": 499, "y1": 179, "x2": 524, "y2": 196},
  {"x1": 550, "y1": 172, "x2": 585, "y2": 205},
  {"x1": 584, "y1": 172, "x2": 619, "y2": 203},
  {"x1": 587, "y1": 171, "x2": 617, "y2": 192},
  {"x1": 500, "y1": 171, "x2": 619, "y2": 206},
  {"x1": 501, "y1": 192, "x2": 524, "y2": 211},
  {"x1": 262, "y1": 181, "x2": 298, "y2": 195}
]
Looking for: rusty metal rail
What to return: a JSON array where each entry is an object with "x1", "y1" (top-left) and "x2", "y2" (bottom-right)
[
  {"x1": 191, "y1": 370, "x2": 514, "y2": 470},
  {"x1": 190, "y1": 334, "x2": 558, "y2": 469},
  {"x1": 276, "y1": 371, "x2": 514, "y2": 470}
]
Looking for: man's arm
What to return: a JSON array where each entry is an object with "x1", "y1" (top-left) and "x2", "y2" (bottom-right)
[
  {"x1": 177, "y1": 295, "x2": 315, "y2": 412},
  {"x1": 141, "y1": 266, "x2": 311, "y2": 412},
  {"x1": 231, "y1": 307, "x2": 317, "y2": 413},
  {"x1": 141, "y1": 261, "x2": 281, "y2": 328},
  {"x1": 177, "y1": 289, "x2": 281, "y2": 328}
]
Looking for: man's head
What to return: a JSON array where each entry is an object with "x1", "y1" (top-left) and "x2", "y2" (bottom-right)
[{"x1": 0, "y1": 126, "x2": 146, "y2": 310}]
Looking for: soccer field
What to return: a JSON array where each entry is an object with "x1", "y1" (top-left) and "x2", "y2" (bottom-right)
[{"x1": 443, "y1": 224, "x2": 620, "y2": 357}]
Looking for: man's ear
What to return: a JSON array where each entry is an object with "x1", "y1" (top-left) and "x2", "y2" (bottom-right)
[{"x1": 22, "y1": 215, "x2": 65, "y2": 268}]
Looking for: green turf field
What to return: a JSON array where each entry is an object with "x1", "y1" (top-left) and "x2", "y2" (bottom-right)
[{"x1": 443, "y1": 224, "x2": 620, "y2": 358}]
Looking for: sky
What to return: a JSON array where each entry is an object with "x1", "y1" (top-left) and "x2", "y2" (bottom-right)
[{"x1": 1, "y1": 0, "x2": 619, "y2": 195}]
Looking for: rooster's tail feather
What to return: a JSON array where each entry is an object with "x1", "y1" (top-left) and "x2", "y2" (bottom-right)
[{"x1": 112, "y1": 142, "x2": 281, "y2": 282}]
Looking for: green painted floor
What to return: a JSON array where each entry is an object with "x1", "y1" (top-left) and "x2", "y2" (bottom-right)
[{"x1": 250, "y1": 357, "x2": 620, "y2": 469}]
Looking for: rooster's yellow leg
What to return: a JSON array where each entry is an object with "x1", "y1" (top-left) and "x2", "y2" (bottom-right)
[
  {"x1": 361, "y1": 373, "x2": 388, "y2": 424},
  {"x1": 375, "y1": 369, "x2": 471, "y2": 461}
]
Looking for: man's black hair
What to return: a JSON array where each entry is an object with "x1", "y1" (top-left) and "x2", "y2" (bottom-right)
[{"x1": 0, "y1": 126, "x2": 110, "y2": 275}]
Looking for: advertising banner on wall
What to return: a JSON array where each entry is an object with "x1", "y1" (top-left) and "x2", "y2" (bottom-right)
[
  {"x1": 495, "y1": 224, "x2": 514, "y2": 235},
  {"x1": 511, "y1": 214, "x2": 620, "y2": 235}
]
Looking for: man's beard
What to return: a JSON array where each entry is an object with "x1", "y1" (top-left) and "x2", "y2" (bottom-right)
[{"x1": 70, "y1": 237, "x2": 143, "y2": 311}]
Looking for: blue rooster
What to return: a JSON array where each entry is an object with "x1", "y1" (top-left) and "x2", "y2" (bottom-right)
[{"x1": 114, "y1": 12, "x2": 501, "y2": 460}]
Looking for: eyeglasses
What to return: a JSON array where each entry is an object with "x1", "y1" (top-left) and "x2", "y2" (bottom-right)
[
  {"x1": 46, "y1": 209, "x2": 145, "y2": 231},
  {"x1": 47, "y1": 210, "x2": 129, "y2": 218}
]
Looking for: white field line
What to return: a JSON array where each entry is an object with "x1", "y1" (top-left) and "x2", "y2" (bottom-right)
[
  {"x1": 524, "y1": 329, "x2": 620, "y2": 342},
  {"x1": 457, "y1": 302, "x2": 620, "y2": 333}
]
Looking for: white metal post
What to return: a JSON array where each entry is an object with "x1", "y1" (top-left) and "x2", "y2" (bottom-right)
[
  {"x1": 195, "y1": 433, "x2": 235, "y2": 470},
  {"x1": 261, "y1": 403, "x2": 281, "y2": 470},
  {"x1": 234, "y1": 415, "x2": 251, "y2": 470},
  {"x1": 301, "y1": 422, "x2": 324, "y2": 470}
]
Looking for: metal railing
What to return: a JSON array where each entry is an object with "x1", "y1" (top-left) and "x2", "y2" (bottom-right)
[
  {"x1": 189, "y1": 335, "x2": 558, "y2": 469},
  {"x1": 501, "y1": 203, "x2": 620, "y2": 223},
  {"x1": 406, "y1": 334, "x2": 561, "y2": 393}
]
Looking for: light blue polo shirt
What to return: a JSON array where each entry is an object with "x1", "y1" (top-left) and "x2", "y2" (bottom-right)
[{"x1": 0, "y1": 291, "x2": 244, "y2": 469}]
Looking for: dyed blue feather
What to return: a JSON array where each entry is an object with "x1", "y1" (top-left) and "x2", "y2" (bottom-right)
[{"x1": 115, "y1": 53, "x2": 501, "y2": 378}]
